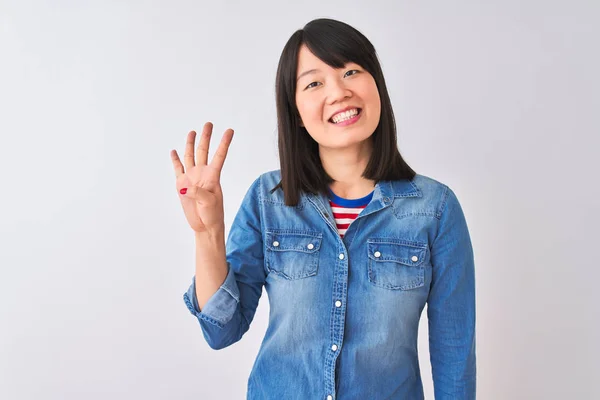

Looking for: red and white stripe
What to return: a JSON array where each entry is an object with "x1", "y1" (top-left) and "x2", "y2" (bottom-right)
[{"x1": 328, "y1": 200, "x2": 367, "y2": 237}]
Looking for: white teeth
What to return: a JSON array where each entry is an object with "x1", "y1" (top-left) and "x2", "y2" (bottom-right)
[{"x1": 331, "y1": 108, "x2": 359, "y2": 123}]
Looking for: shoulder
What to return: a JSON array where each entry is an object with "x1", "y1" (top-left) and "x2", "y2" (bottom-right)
[
  {"x1": 411, "y1": 172, "x2": 449, "y2": 192},
  {"x1": 241, "y1": 169, "x2": 285, "y2": 205},
  {"x1": 404, "y1": 173, "x2": 461, "y2": 218},
  {"x1": 257, "y1": 169, "x2": 282, "y2": 189}
]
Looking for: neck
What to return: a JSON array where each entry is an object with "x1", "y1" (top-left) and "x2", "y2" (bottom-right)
[{"x1": 319, "y1": 139, "x2": 376, "y2": 199}]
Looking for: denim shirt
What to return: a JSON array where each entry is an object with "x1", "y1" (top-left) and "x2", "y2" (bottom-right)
[{"x1": 183, "y1": 169, "x2": 476, "y2": 400}]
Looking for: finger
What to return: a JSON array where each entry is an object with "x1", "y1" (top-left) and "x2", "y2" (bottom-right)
[
  {"x1": 183, "y1": 130, "x2": 197, "y2": 170},
  {"x1": 209, "y1": 128, "x2": 234, "y2": 174},
  {"x1": 170, "y1": 149, "x2": 185, "y2": 178},
  {"x1": 196, "y1": 122, "x2": 213, "y2": 166}
]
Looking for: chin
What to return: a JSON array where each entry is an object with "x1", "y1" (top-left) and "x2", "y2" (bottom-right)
[{"x1": 322, "y1": 137, "x2": 371, "y2": 150}]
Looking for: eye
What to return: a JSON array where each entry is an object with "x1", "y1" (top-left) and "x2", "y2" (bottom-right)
[{"x1": 303, "y1": 69, "x2": 360, "y2": 90}]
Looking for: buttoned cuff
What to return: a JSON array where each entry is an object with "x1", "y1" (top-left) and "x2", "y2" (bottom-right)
[{"x1": 183, "y1": 262, "x2": 240, "y2": 328}]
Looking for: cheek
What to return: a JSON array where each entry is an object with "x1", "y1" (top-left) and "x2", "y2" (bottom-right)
[
  {"x1": 367, "y1": 92, "x2": 382, "y2": 120},
  {"x1": 303, "y1": 105, "x2": 325, "y2": 123},
  {"x1": 363, "y1": 78, "x2": 380, "y2": 105},
  {"x1": 367, "y1": 85, "x2": 380, "y2": 104}
]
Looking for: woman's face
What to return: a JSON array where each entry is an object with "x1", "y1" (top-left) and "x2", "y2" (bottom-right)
[{"x1": 295, "y1": 44, "x2": 381, "y2": 151}]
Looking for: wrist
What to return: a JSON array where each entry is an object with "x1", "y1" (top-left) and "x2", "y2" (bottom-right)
[{"x1": 195, "y1": 226, "x2": 225, "y2": 244}]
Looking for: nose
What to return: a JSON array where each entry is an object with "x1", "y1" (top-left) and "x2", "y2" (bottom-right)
[{"x1": 326, "y1": 78, "x2": 352, "y2": 104}]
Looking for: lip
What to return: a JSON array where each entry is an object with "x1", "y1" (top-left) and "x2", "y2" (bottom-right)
[{"x1": 328, "y1": 106, "x2": 361, "y2": 121}]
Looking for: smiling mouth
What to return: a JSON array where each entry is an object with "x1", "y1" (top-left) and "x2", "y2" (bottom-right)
[{"x1": 328, "y1": 108, "x2": 362, "y2": 124}]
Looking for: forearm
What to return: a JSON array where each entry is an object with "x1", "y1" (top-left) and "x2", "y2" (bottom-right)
[{"x1": 194, "y1": 227, "x2": 228, "y2": 311}]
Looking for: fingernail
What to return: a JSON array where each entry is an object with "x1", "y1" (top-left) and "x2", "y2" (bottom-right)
[{"x1": 180, "y1": 188, "x2": 187, "y2": 194}]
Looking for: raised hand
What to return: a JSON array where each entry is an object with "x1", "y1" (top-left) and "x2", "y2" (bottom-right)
[{"x1": 170, "y1": 122, "x2": 234, "y2": 234}]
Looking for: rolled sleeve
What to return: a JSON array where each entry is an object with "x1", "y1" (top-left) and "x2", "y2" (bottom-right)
[{"x1": 183, "y1": 261, "x2": 240, "y2": 328}]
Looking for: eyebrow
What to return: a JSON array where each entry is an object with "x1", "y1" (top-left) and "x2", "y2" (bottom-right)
[{"x1": 296, "y1": 68, "x2": 321, "y2": 82}]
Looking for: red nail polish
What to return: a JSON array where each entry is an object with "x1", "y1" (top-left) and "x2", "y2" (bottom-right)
[{"x1": 180, "y1": 188, "x2": 187, "y2": 194}]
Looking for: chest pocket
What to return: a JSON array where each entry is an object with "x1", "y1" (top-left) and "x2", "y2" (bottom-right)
[
  {"x1": 265, "y1": 230, "x2": 323, "y2": 280},
  {"x1": 367, "y1": 239, "x2": 427, "y2": 290}
]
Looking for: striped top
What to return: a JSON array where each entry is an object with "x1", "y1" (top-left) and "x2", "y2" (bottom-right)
[{"x1": 328, "y1": 188, "x2": 374, "y2": 237}]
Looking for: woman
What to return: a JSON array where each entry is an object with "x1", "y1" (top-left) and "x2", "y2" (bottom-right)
[{"x1": 171, "y1": 18, "x2": 476, "y2": 400}]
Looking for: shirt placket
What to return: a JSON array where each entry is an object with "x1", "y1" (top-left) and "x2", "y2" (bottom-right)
[{"x1": 306, "y1": 186, "x2": 393, "y2": 400}]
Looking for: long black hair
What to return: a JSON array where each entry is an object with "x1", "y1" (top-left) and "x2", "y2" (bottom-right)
[{"x1": 271, "y1": 18, "x2": 416, "y2": 206}]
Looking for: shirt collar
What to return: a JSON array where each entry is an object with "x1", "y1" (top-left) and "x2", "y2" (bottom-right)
[
  {"x1": 305, "y1": 176, "x2": 422, "y2": 220},
  {"x1": 375, "y1": 177, "x2": 422, "y2": 202}
]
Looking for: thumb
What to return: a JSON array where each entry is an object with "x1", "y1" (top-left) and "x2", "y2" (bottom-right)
[{"x1": 180, "y1": 185, "x2": 214, "y2": 205}]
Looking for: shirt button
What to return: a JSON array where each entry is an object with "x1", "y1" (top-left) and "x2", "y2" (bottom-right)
[
  {"x1": 335, "y1": 300, "x2": 342, "y2": 307},
  {"x1": 339, "y1": 253, "x2": 344, "y2": 260},
  {"x1": 411, "y1": 255, "x2": 419, "y2": 262},
  {"x1": 331, "y1": 344, "x2": 338, "y2": 351},
  {"x1": 272, "y1": 241, "x2": 279, "y2": 247},
  {"x1": 383, "y1": 196, "x2": 391, "y2": 204},
  {"x1": 374, "y1": 251, "x2": 381, "y2": 258},
  {"x1": 307, "y1": 243, "x2": 314, "y2": 250},
  {"x1": 327, "y1": 396, "x2": 333, "y2": 400}
]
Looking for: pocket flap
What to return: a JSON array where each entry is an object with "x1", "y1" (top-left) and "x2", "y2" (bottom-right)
[
  {"x1": 266, "y1": 231, "x2": 323, "y2": 253},
  {"x1": 367, "y1": 239, "x2": 426, "y2": 266}
]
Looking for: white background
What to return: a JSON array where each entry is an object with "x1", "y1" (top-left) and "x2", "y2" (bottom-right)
[{"x1": 1, "y1": 1, "x2": 598, "y2": 399}]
